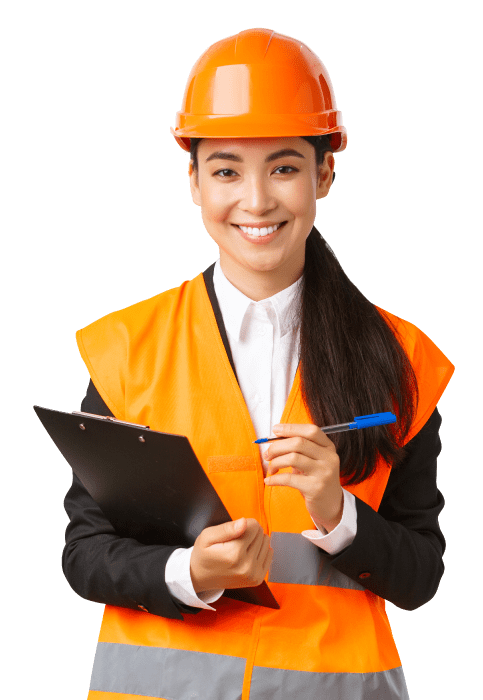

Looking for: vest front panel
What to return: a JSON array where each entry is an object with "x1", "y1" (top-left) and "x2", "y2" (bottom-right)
[{"x1": 77, "y1": 269, "x2": 453, "y2": 700}]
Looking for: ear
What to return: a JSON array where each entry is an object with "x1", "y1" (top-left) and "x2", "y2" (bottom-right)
[
  {"x1": 316, "y1": 152, "x2": 335, "y2": 200},
  {"x1": 189, "y1": 161, "x2": 201, "y2": 206}
]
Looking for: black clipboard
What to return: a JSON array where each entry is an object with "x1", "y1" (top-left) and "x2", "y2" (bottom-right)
[{"x1": 34, "y1": 405, "x2": 279, "y2": 610}]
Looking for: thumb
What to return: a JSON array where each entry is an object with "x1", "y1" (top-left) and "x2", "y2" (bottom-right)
[
  {"x1": 205, "y1": 518, "x2": 247, "y2": 546},
  {"x1": 232, "y1": 517, "x2": 247, "y2": 535}
]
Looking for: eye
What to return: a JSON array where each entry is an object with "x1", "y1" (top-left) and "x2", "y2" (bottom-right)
[
  {"x1": 273, "y1": 166, "x2": 298, "y2": 174},
  {"x1": 213, "y1": 166, "x2": 297, "y2": 178},
  {"x1": 214, "y1": 168, "x2": 237, "y2": 178}
]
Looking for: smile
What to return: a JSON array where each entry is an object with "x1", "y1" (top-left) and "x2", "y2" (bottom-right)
[
  {"x1": 233, "y1": 221, "x2": 288, "y2": 245},
  {"x1": 234, "y1": 222, "x2": 287, "y2": 237}
]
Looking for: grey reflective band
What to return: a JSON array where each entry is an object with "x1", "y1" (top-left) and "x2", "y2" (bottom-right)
[
  {"x1": 268, "y1": 532, "x2": 365, "y2": 590},
  {"x1": 90, "y1": 643, "x2": 246, "y2": 699},
  {"x1": 90, "y1": 643, "x2": 409, "y2": 699}
]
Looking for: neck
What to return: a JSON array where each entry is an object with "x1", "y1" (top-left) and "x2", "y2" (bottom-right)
[{"x1": 219, "y1": 253, "x2": 305, "y2": 302}]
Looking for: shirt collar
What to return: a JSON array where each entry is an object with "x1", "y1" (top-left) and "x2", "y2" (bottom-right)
[{"x1": 213, "y1": 258, "x2": 303, "y2": 342}]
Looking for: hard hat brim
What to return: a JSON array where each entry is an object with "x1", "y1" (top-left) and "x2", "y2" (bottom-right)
[{"x1": 171, "y1": 113, "x2": 347, "y2": 153}]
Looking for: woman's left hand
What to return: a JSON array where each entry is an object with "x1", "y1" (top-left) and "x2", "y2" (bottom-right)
[{"x1": 263, "y1": 423, "x2": 343, "y2": 533}]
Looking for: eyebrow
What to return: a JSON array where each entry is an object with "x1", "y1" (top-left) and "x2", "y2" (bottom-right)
[{"x1": 205, "y1": 148, "x2": 306, "y2": 163}]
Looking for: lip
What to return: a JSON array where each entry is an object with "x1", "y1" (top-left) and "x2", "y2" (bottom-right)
[
  {"x1": 232, "y1": 221, "x2": 285, "y2": 228},
  {"x1": 233, "y1": 221, "x2": 288, "y2": 245}
]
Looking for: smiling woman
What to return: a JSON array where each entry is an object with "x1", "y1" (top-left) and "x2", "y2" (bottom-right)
[
  {"x1": 61, "y1": 27, "x2": 454, "y2": 700},
  {"x1": 188, "y1": 137, "x2": 334, "y2": 295},
  {"x1": 194, "y1": 139, "x2": 333, "y2": 245}
]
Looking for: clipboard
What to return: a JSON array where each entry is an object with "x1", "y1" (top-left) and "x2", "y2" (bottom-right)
[{"x1": 34, "y1": 405, "x2": 279, "y2": 610}]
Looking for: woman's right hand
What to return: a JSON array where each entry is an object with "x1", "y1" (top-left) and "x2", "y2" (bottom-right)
[{"x1": 190, "y1": 518, "x2": 274, "y2": 594}]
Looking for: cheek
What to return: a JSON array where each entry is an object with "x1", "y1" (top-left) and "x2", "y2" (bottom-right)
[
  {"x1": 287, "y1": 178, "x2": 316, "y2": 216},
  {"x1": 200, "y1": 185, "x2": 233, "y2": 223}
]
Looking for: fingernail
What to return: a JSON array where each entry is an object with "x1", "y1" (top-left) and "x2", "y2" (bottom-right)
[{"x1": 272, "y1": 424, "x2": 283, "y2": 433}]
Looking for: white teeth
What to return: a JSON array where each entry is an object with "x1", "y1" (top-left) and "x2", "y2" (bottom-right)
[{"x1": 239, "y1": 223, "x2": 282, "y2": 236}]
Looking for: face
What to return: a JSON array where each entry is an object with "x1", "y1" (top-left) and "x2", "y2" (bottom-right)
[{"x1": 189, "y1": 136, "x2": 334, "y2": 298}]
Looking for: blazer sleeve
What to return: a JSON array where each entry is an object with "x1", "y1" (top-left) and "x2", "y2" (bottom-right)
[
  {"x1": 62, "y1": 380, "x2": 203, "y2": 620},
  {"x1": 329, "y1": 406, "x2": 446, "y2": 610}
]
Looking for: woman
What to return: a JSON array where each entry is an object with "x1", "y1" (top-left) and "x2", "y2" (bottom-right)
[{"x1": 64, "y1": 28, "x2": 454, "y2": 699}]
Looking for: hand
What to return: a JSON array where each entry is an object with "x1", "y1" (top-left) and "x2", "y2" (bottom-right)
[
  {"x1": 190, "y1": 518, "x2": 274, "y2": 595},
  {"x1": 263, "y1": 423, "x2": 344, "y2": 532}
]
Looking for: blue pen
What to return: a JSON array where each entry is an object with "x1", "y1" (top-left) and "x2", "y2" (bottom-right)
[{"x1": 253, "y1": 412, "x2": 397, "y2": 443}]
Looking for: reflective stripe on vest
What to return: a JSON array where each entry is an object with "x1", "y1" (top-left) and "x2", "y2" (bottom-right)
[
  {"x1": 77, "y1": 263, "x2": 454, "y2": 699},
  {"x1": 268, "y1": 532, "x2": 365, "y2": 588},
  {"x1": 89, "y1": 642, "x2": 409, "y2": 699}
]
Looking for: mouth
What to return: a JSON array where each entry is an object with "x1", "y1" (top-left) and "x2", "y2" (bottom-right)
[{"x1": 232, "y1": 221, "x2": 288, "y2": 239}]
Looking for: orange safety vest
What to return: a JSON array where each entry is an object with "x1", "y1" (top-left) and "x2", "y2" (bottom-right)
[{"x1": 77, "y1": 267, "x2": 454, "y2": 700}]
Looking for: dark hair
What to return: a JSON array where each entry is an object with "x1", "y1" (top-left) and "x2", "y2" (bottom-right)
[{"x1": 189, "y1": 136, "x2": 418, "y2": 484}]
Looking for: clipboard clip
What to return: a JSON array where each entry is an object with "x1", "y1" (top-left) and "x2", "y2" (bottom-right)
[{"x1": 72, "y1": 411, "x2": 150, "y2": 430}]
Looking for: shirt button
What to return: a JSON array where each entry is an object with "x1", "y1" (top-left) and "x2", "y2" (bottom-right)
[
  {"x1": 258, "y1": 326, "x2": 266, "y2": 336},
  {"x1": 358, "y1": 572, "x2": 371, "y2": 579}
]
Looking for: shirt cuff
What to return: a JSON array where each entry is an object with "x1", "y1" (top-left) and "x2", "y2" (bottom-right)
[
  {"x1": 165, "y1": 547, "x2": 225, "y2": 611},
  {"x1": 301, "y1": 488, "x2": 357, "y2": 555}
]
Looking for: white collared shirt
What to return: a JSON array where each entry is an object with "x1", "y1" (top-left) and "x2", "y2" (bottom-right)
[{"x1": 165, "y1": 259, "x2": 357, "y2": 610}]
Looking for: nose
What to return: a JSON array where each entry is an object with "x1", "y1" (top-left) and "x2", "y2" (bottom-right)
[{"x1": 239, "y1": 174, "x2": 277, "y2": 216}]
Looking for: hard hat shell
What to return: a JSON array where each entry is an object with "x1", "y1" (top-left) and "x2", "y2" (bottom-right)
[{"x1": 171, "y1": 28, "x2": 347, "y2": 153}]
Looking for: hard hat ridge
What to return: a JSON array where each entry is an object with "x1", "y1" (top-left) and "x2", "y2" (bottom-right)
[{"x1": 232, "y1": 28, "x2": 276, "y2": 60}]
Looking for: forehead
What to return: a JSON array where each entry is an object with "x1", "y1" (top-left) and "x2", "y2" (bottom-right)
[{"x1": 197, "y1": 136, "x2": 313, "y2": 162}]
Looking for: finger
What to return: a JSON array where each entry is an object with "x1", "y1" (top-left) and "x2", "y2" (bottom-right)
[
  {"x1": 272, "y1": 423, "x2": 336, "y2": 448},
  {"x1": 266, "y1": 452, "x2": 320, "y2": 477},
  {"x1": 266, "y1": 464, "x2": 311, "y2": 480},
  {"x1": 245, "y1": 523, "x2": 264, "y2": 552},
  {"x1": 262, "y1": 544, "x2": 274, "y2": 573},
  {"x1": 264, "y1": 471, "x2": 309, "y2": 492},
  {"x1": 263, "y1": 437, "x2": 322, "y2": 465},
  {"x1": 257, "y1": 535, "x2": 270, "y2": 561}
]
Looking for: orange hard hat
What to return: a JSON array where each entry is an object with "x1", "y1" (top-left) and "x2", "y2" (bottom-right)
[{"x1": 171, "y1": 28, "x2": 347, "y2": 153}]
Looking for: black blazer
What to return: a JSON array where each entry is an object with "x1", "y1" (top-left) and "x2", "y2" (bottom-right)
[{"x1": 63, "y1": 263, "x2": 446, "y2": 620}]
